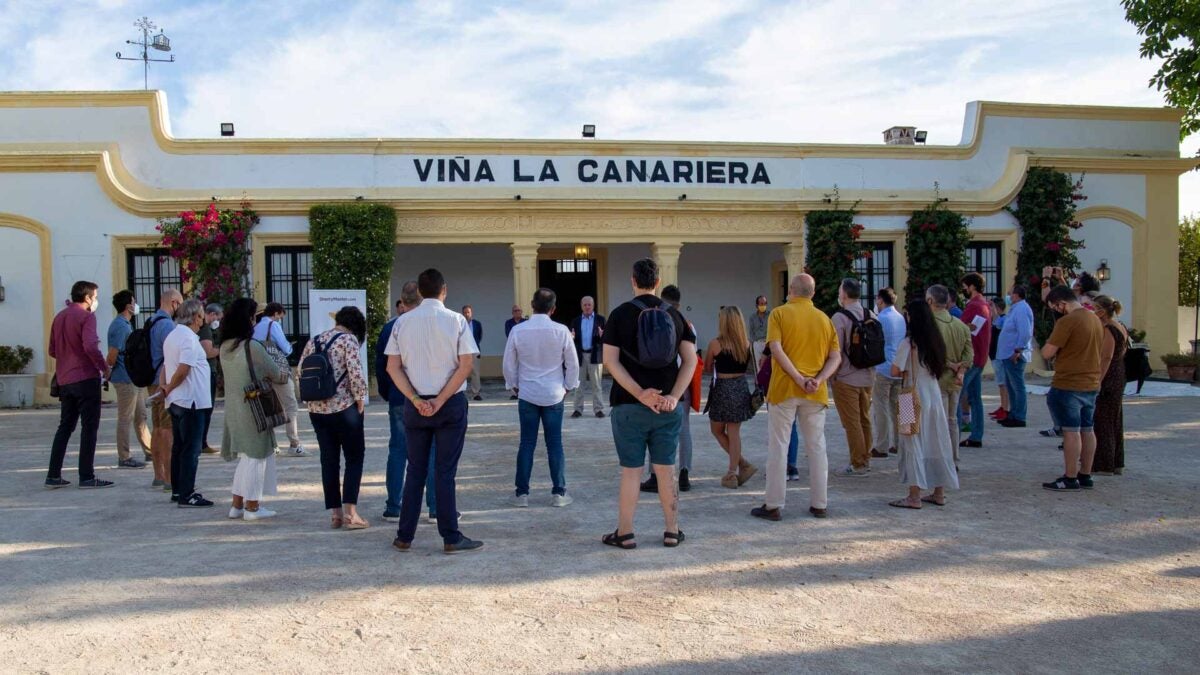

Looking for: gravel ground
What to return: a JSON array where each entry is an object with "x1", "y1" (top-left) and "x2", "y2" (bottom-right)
[{"x1": 1, "y1": 378, "x2": 1197, "y2": 674}]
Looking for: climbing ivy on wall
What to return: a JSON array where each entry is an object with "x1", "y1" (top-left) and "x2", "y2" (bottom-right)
[
  {"x1": 805, "y1": 194, "x2": 867, "y2": 314},
  {"x1": 309, "y1": 203, "x2": 396, "y2": 355},
  {"x1": 904, "y1": 193, "x2": 972, "y2": 302}
]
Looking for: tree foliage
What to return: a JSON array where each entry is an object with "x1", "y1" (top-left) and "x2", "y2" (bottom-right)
[
  {"x1": 1123, "y1": 0, "x2": 1200, "y2": 138},
  {"x1": 805, "y1": 198, "x2": 867, "y2": 314},
  {"x1": 309, "y1": 203, "x2": 396, "y2": 355},
  {"x1": 904, "y1": 198, "x2": 972, "y2": 302},
  {"x1": 1007, "y1": 167, "x2": 1088, "y2": 345},
  {"x1": 1181, "y1": 216, "x2": 1200, "y2": 305}
]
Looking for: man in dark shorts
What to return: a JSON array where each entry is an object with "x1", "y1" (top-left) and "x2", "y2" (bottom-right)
[{"x1": 600, "y1": 258, "x2": 697, "y2": 550}]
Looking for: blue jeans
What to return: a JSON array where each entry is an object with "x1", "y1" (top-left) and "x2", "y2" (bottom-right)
[
  {"x1": 396, "y1": 393, "x2": 468, "y2": 545},
  {"x1": 168, "y1": 403, "x2": 211, "y2": 499},
  {"x1": 385, "y1": 404, "x2": 436, "y2": 515},
  {"x1": 515, "y1": 399, "x2": 566, "y2": 496},
  {"x1": 787, "y1": 420, "x2": 799, "y2": 467},
  {"x1": 1046, "y1": 388, "x2": 1098, "y2": 432},
  {"x1": 962, "y1": 366, "x2": 984, "y2": 441},
  {"x1": 999, "y1": 357, "x2": 1028, "y2": 422}
]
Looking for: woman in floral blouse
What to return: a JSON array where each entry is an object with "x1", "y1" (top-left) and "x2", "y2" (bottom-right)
[{"x1": 301, "y1": 306, "x2": 370, "y2": 530}]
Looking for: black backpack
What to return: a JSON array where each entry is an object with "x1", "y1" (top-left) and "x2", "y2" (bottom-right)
[
  {"x1": 837, "y1": 307, "x2": 886, "y2": 369},
  {"x1": 299, "y1": 332, "x2": 348, "y2": 402},
  {"x1": 623, "y1": 298, "x2": 678, "y2": 369},
  {"x1": 124, "y1": 316, "x2": 166, "y2": 387}
]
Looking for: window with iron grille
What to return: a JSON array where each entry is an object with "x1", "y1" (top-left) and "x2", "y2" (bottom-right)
[
  {"x1": 964, "y1": 242, "x2": 1003, "y2": 296},
  {"x1": 125, "y1": 248, "x2": 182, "y2": 328},
  {"x1": 265, "y1": 247, "x2": 314, "y2": 350},
  {"x1": 852, "y1": 243, "x2": 894, "y2": 310}
]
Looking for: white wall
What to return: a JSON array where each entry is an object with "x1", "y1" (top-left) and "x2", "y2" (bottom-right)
[
  {"x1": 1075, "y1": 217, "x2": 1135, "y2": 320},
  {"x1": 390, "y1": 244, "x2": 511, "y2": 356},
  {"x1": 604, "y1": 244, "x2": 653, "y2": 316},
  {"x1": 0, "y1": 228, "x2": 46, "y2": 372},
  {"x1": 678, "y1": 244, "x2": 779, "y2": 345}
]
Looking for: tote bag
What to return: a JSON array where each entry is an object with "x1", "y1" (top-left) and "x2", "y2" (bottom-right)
[
  {"x1": 243, "y1": 341, "x2": 288, "y2": 432},
  {"x1": 897, "y1": 346, "x2": 922, "y2": 436}
]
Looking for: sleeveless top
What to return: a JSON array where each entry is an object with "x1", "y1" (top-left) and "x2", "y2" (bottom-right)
[
  {"x1": 1100, "y1": 323, "x2": 1127, "y2": 396},
  {"x1": 714, "y1": 346, "x2": 750, "y2": 374}
]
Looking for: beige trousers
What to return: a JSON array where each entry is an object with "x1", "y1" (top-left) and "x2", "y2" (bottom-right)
[
  {"x1": 467, "y1": 356, "x2": 482, "y2": 397},
  {"x1": 871, "y1": 376, "x2": 901, "y2": 453},
  {"x1": 113, "y1": 382, "x2": 152, "y2": 462},
  {"x1": 574, "y1": 360, "x2": 604, "y2": 413},
  {"x1": 942, "y1": 388, "x2": 961, "y2": 462},
  {"x1": 272, "y1": 375, "x2": 301, "y2": 448},
  {"x1": 766, "y1": 397, "x2": 828, "y2": 510},
  {"x1": 832, "y1": 381, "x2": 874, "y2": 469}
]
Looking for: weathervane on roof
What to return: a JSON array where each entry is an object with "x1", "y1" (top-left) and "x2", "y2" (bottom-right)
[{"x1": 115, "y1": 16, "x2": 175, "y2": 90}]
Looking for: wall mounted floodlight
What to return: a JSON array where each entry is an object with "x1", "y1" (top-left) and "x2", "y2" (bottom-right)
[
  {"x1": 915, "y1": 130, "x2": 928, "y2": 144},
  {"x1": 220, "y1": 123, "x2": 235, "y2": 137},
  {"x1": 582, "y1": 124, "x2": 596, "y2": 138}
]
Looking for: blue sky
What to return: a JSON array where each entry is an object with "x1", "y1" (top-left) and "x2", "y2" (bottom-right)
[{"x1": 1, "y1": 0, "x2": 1195, "y2": 214}]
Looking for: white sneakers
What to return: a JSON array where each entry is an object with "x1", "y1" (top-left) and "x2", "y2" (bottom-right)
[
  {"x1": 279, "y1": 445, "x2": 310, "y2": 457},
  {"x1": 511, "y1": 493, "x2": 573, "y2": 507},
  {"x1": 551, "y1": 494, "x2": 574, "y2": 508},
  {"x1": 510, "y1": 494, "x2": 529, "y2": 508},
  {"x1": 230, "y1": 506, "x2": 277, "y2": 520}
]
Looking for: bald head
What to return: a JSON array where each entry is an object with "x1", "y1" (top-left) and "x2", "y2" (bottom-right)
[
  {"x1": 790, "y1": 274, "x2": 816, "y2": 299},
  {"x1": 159, "y1": 288, "x2": 183, "y2": 314}
]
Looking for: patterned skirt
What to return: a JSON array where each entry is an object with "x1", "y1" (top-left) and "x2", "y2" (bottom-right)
[{"x1": 708, "y1": 376, "x2": 752, "y2": 423}]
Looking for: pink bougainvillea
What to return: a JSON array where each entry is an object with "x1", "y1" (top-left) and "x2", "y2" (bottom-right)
[{"x1": 156, "y1": 201, "x2": 258, "y2": 310}]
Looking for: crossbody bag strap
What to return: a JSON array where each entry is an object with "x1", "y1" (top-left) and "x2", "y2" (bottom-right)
[{"x1": 244, "y1": 340, "x2": 259, "y2": 382}]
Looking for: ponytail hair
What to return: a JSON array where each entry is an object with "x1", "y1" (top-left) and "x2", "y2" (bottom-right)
[{"x1": 1092, "y1": 294, "x2": 1122, "y2": 318}]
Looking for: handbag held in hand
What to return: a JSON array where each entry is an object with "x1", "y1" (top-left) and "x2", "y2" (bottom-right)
[{"x1": 896, "y1": 346, "x2": 921, "y2": 436}]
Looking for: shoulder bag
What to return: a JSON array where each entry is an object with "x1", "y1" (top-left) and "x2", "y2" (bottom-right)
[
  {"x1": 896, "y1": 346, "x2": 922, "y2": 436},
  {"x1": 243, "y1": 341, "x2": 288, "y2": 432}
]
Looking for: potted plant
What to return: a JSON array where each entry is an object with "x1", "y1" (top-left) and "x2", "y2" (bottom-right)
[
  {"x1": 0, "y1": 345, "x2": 36, "y2": 408},
  {"x1": 1160, "y1": 352, "x2": 1199, "y2": 382}
]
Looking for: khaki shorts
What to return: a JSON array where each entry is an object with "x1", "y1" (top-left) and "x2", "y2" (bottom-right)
[{"x1": 148, "y1": 384, "x2": 173, "y2": 430}]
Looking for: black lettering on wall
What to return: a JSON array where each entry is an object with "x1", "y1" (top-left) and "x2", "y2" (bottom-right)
[
  {"x1": 414, "y1": 159, "x2": 434, "y2": 182},
  {"x1": 538, "y1": 160, "x2": 560, "y2": 182},
  {"x1": 728, "y1": 162, "x2": 749, "y2": 184},
  {"x1": 578, "y1": 159, "x2": 598, "y2": 183},
  {"x1": 514, "y1": 159, "x2": 535, "y2": 182},
  {"x1": 673, "y1": 161, "x2": 694, "y2": 183}
]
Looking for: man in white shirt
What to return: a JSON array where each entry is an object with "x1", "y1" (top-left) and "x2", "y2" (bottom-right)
[
  {"x1": 503, "y1": 288, "x2": 580, "y2": 508},
  {"x1": 159, "y1": 299, "x2": 214, "y2": 508},
  {"x1": 385, "y1": 268, "x2": 484, "y2": 554}
]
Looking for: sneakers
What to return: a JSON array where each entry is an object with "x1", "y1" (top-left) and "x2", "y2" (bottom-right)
[
  {"x1": 444, "y1": 536, "x2": 485, "y2": 554},
  {"x1": 678, "y1": 468, "x2": 690, "y2": 492},
  {"x1": 998, "y1": 418, "x2": 1027, "y2": 428},
  {"x1": 786, "y1": 466, "x2": 801, "y2": 482},
  {"x1": 381, "y1": 511, "x2": 400, "y2": 523},
  {"x1": 78, "y1": 478, "x2": 114, "y2": 489},
  {"x1": 888, "y1": 446, "x2": 898, "y2": 455},
  {"x1": 751, "y1": 505, "x2": 782, "y2": 521},
  {"x1": 118, "y1": 458, "x2": 146, "y2": 469},
  {"x1": 640, "y1": 474, "x2": 659, "y2": 493},
  {"x1": 280, "y1": 445, "x2": 310, "y2": 457},
  {"x1": 472, "y1": 395, "x2": 482, "y2": 401},
  {"x1": 809, "y1": 506, "x2": 829, "y2": 519},
  {"x1": 832, "y1": 465, "x2": 869, "y2": 477},
  {"x1": 201, "y1": 445, "x2": 219, "y2": 455},
  {"x1": 228, "y1": 506, "x2": 245, "y2": 519},
  {"x1": 151, "y1": 478, "x2": 165, "y2": 488},
  {"x1": 551, "y1": 493, "x2": 573, "y2": 507},
  {"x1": 571, "y1": 410, "x2": 583, "y2": 418},
  {"x1": 1039, "y1": 427, "x2": 1062, "y2": 437},
  {"x1": 959, "y1": 439, "x2": 983, "y2": 448},
  {"x1": 44, "y1": 477, "x2": 71, "y2": 489},
  {"x1": 178, "y1": 493, "x2": 215, "y2": 507},
  {"x1": 243, "y1": 507, "x2": 277, "y2": 520},
  {"x1": 595, "y1": 410, "x2": 606, "y2": 418},
  {"x1": 162, "y1": 482, "x2": 173, "y2": 492},
  {"x1": 510, "y1": 493, "x2": 529, "y2": 508},
  {"x1": 870, "y1": 449, "x2": 890, "y2": 459},
  {"x1": 1076, "y1": 473, "x2": 1094, "y2": 490},
  {"x1": 1042, "y1": 476, "x2": 1081, "y2": 491}
]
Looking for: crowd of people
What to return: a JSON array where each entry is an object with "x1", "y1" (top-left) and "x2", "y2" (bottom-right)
[{"x1": 41, "y1": 257, "x2": 1131, "y2": 553}]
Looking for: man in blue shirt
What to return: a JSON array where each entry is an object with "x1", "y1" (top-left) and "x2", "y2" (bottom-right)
[
  {"x1": 148, "y1": 289, "x2": 182, "y2": 491},
  {"x1": 377, "y1": 285, "x2": 436, "y2": 522},
  {"x1": 253, "y1": 303, "x2": 307, "y2": 456},
  {"x1": 870, "y1": 287, "x2": 907, "y2": 458},
  {"x1": 570, "y1": 295, "x2": 606, "y2": 418},
  {"x1": 462, "y1": 305, "x2": 483, "y2": 400},
  {"x1": 106, "y1": 290, "x2": 151, "y2": 468},
  {"x1": 996, "y1": 284, "x2": 1035, "y2": 427}
]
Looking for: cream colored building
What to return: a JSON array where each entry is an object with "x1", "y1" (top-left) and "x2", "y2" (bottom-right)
[{"x1": 0, "y1": 91, "x2": 1193, "y2": 402}]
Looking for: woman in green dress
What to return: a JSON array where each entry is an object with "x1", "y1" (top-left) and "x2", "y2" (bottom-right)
[{"x1": 220, "y1": 298, "x2": 289, "y2": 521}]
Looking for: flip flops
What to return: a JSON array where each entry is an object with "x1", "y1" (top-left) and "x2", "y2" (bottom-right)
[{"x1": 888, "y1": 498, "x2": 921, "y2": 509}]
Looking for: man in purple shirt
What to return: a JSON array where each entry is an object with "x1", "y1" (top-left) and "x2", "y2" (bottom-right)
[{"x1": 46, "y1": 280, "x2": 113, "y2": 489}]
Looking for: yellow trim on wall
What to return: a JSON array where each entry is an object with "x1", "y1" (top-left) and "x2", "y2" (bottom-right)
[
  {"x1": 0, "y1": 213, "x2": 56, "y2": 400},
  {"x1": 109, "y1": 235, "x2": 165, "y2": 299}
]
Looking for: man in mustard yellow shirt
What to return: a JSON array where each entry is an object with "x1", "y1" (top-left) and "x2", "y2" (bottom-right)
[{"x1": 754, "y1": 274, "x2": 841, "y2": 521}]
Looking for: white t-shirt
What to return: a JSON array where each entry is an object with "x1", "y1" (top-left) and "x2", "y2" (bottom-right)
[{"x1": 162, "y1": 324, "x2": 213, "y2": 409}]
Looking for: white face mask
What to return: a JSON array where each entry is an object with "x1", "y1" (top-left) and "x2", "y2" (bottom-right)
[
  {"x1": 210, "y1": 320, "x2": 220, "y2": 330},
  {"x1": 88, "y1": 296, "x2": 99, "y2": 313},
  {"x1": 131, "y1": 303, "x2": 141, "y2": 315}
]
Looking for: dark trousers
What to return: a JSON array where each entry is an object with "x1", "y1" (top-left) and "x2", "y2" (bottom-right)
[
  {"x1": 169, "y1": 403, "x2": 212, "y2": 499},
  {"x1": 396, "y1": 393, "x2": 468, "y2": 545},
  {"x1": 310, "y1": 405, "x2": 366, "y2": 509},
  {"x1": 48, "y1": 378, "x2": 102, "y2": 481}
]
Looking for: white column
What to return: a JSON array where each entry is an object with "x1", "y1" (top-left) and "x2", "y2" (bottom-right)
[
  {"x1": 651, "y1": 240, "x2": 683, "y2": 290},
  {"x1": 511, "y1": 242, "x2": 540, "y2": 311}
]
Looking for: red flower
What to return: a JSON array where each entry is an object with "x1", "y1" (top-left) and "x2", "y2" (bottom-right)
[{"x1": 1045, "y1": 242, "x2": 1061, "y2": 252}]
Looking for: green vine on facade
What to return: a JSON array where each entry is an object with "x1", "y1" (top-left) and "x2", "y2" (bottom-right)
[
  {"x1": 157, "y1": 202, "x2": 258, "y2": 311},
  {"x1": 805, "y1": 190, "x2": 867, "y2": 314},
  {"x1": 1180, "y1": 216, "x2": 1200, "y2": 306},
  {"x1": 309, "y1": 203, "x2": 396, "y2": 355},
  {"x1": 1007, "y1": 167, "x2": 1087, "y2": 345},
  {"x1": 904, "y1": 188, "x2": 972, "y2": 302}
]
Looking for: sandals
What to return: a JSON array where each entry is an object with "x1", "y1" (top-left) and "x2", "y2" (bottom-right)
[
  {"x1": 888, "y1": 498, "x2": 921, "y2": 509},
  {"x1": 330, "y1": 514, "x2": 344, "y2": 529},
  {"x1": 345, "y1": 516, "x2": 370, "y2": 530},
  {"x1": 920, "y1": 495, "x2": 946, "y2": 507},
  {"x1": 663, "y1": 530, "x2": 685, "y2": 548},
  {"x1": 720, "y1": 472, "x2": 739, "y2": 489},
  {"x1": 602, "y1": 529, "x2": 637, "y2": 549}
]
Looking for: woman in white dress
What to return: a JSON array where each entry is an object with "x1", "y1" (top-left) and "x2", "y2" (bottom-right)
[
  {"x1": 220, "y1": 298, "x2": 289, "y2": 520},
  {"x1": 889, "y1": 300, "x2": 959, "y2": 509}
]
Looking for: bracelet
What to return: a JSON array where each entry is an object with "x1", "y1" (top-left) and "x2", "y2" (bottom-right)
[{"x1": 409, "y1": 393, "x2": 421, "y2": 403}]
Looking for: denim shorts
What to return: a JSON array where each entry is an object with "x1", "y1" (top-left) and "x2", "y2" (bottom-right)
[
  {"x1": 610, "y1": 403, "x2": 682, "y2": 468},
  {"x1": 991, "y1": 359, "x2": 1006, "y2": 387},
  {"x1": 1045, "y1": 387, "x2": 1098, "y2": 432}
]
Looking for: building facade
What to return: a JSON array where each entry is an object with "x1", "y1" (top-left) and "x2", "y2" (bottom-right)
[{"x1": 0, "y1": 91, "x2": 1192, "y2": 402}]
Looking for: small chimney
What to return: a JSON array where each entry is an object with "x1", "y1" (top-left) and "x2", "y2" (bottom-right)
[{"x1": 883, "y1": 126, "x2": 916, "y2": 145}]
